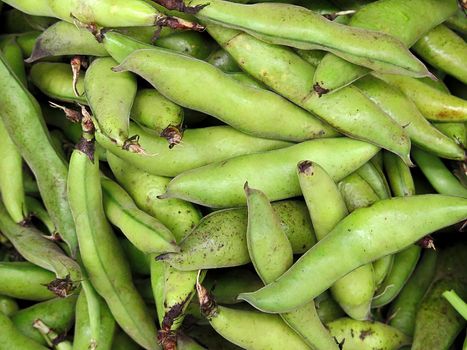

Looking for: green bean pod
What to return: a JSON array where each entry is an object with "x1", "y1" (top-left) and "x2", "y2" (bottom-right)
[
  {"x1": 354, "y1": 75, "x2": 464, "y2": 160},
  {"x1": 383, "y1": 151, "x2": 416, "y2": 198},
  {"x1": 73, "y1": 284, "x2": 116, "y2": 350},
  {"x1": 412, "y1": 147, "x2": 467, "y2": 198},
  {"x1": 177, "y1": 334, "x2": 206, "y2": 350},
  {"x1": 101, "y1": 177, "x2": 179, "y2": 254},
  {"x1": 114, "y1": 48, "x2": 338, "y2": 143},
  {"x1": 413, "y1": 25, "x2": 467, "y2": 84},
  {"x1": 312, "y1": 0, "x2": 456, "y2": 92},
  {"x1": 100, "y1": 124, "x2": 290, "y2": 178},
  {"x1": 375, "y1": 73, "x2": 467, "y2": 122},
  {"x1": 445, "y1": 8, "x2": 467, "y2": 35},
  {"x1": 12, "y1": 296, "x2": 77, "y2": 345},
  {"x1": 163, "y1": 138, "x2": 379, "y2": 208},
  {"x1": 196, "y1": 282, "x2": 309, "y2": 349},
  {"x1": 389, "y1": 249, "x2": 438, "y2": 336},
  {"x1": 13, "y1": 30, "x2": 40, "y2": 57},
  {"x1": 26, "y1": 21, "x2": 107, "y2": 62},
  {"x1": 327, "y1": 317, "x2": 411, "y2": 350},
  {"x1": 112, "y1": 328, "x2": 144, "y2": 350},
  {"x1": 206, "y1": 48, "x2": 241, "y2": 72},
  {"x1": 373, "y1": 255, "x2": 394, "y2": 288},
  {"x1": 25, "y1": 196, "x2": 55, "y2": 235},
  {"x1": 188, "y1": 0, "x2": 429, "y2": 77},
  {"x1": 206, "y1": 25, "x2": 412, "y2": 163},
  {"x1": 30, "y1": 62, "x2": 86, "y2": 104},
  {"x1": 245, "y1": 184, "x2": 338, "y2": 349},
  {"x1": 355, "y1": 161, "x2": 391, "y2": 200},
  {"x1": 0, "y1": 8, "x2": 56, "y2": 33},
  {"x1": 68, "y1": 139, "x2": 158, "y2": 350},
  {"x1": 0, "y1": 311, "x2": 48, "y2": 350},
  {"x1": 120, "y1": 239, "x2": 150, "y2": 275},
  {"x1": 239, "y1": 195, "x2": 467, "y2": 313},
  {"x1": 154, "y1": 31, "x2": 213, "y2": 59},
  {"x1": 434, "y1": 122, "x2": 466, "y2": 148},
  {"x1": 315, "y1": 291, "x2": 346, "y2": 324},
  {"x1": 158, "y1": 200, "x2": 316, "y2": 270},
  {"x1": 412, "y1": 244, "x2": 467, "y2": 350},
  {"x1": 226, "y1": 72, "x2": 266, "y2": 89},
  {"x1": 0, "y1": 119, "x2": 27, "y2": 224},
  {"x1": 372, "y1": 245, "x2": 421, "y2": 308},
  {"x1": 0, "y1": 295, "x2": 19, "y2": 316},
  {"x1": 0, "y1": 262, "x2": 55, "y2": 301},
  {"x1": 0, "y1": 36, "x2": 27, "y2": 85}
]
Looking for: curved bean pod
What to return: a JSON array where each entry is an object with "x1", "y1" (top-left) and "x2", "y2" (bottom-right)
[
  {"x1": 158, "y1": 200, "x2": 316, "y2": 270},
  {"x1": 0, "y1": 311, "x2": 48, "y2": 350},
  {"x1": 206, "y1": 24, "x2": 412, "y2": 163},
  {"x1": 206, "y1": 48, "x2": 241, "y2": 72},
  {"x1": 238, "y1": 195, "x2": 467, "y2": 313},
  {"x1": 354, "y1": 75, "x2": 464, "y2": 160},
  {"x1": 312, "y1": 0, "x2": 456, "y2": 92},
  {"x1": 373, "y1": 255, "x2": 394, "y2": 288},
  {"x1": 25, "y1": 196, "x2": 55, "y2": 235},
  {"x1": 0, "y1": 295, "x2": 18, "y2": 316},
  {"x1": 445, "y1": 8, "x2": 467, "y2": 35},
  {"x1": 327, "y1": 317, "x2": 411, "y2": 350},
  {"x1": 188, "y1": 0, "x2": 428, "y2": 77},
  {"x1": 114, "y1": 48, "x2": 338, "y2": 142},
  {"x1": 0, "y1": 262, "x2": 55, "y2": 301},
  {"x1": 383, "y1": 151, "x2": 416, "y2": 198},
  {"x1": 120, "y1": 239, "x2": 150, "y2": 275},
  {"x1": 0, "y1": 36, "x2": 27, "y2": 85},
  {"x1": 177, "y1": 334, "x2": 206, "y2": 350},
  {"x1": 355, "y1": 161, "x2": 391, "y2": 200},
  {"x1": 412, "y1": 147, "x2": 467, "y2": 198},
  {"x1": 68, "y1": 139, "x2": 158, "y2": 350},
  {"x1": 0, "y1": 8, "x2": 57, "y2": 33},
  {"x1": 154, "y1": 30, "x2": 212, "y2": 59},
  {"x1": 389, "y1": 249, "x2": 438, "y2": 336},
  {"x1": 163, "y1": 138, "x2": 379, "y2": 207},
  {"x1": 413, "y1": 25, "x2": 467, "y2": 84},
  {"x1": 434, "y1": 122, "x2": 466, "y2": 148}
]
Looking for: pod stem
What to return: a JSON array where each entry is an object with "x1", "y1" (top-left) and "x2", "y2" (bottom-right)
[
  {"x1": 196, "y1": 271, "x2": 218, "y2": 320},
  {"x1": 44, "y1": 274, "x2": 77, "y2": 298},
  {"x1": 70, "y1": 56, "x2": 87, "y2": 98},
  {"x1": 155, "y1": 15, "x2": 205, "y2": 32},
  {"x1": 152, "y1": 0, "x2": 208, "y2": 14},
  {"x1": 160, "y1": 125, "x2": 184, "y2": 149},
  {"x1": 33, "y1": 319, "x2": 71, "y2": 350}
]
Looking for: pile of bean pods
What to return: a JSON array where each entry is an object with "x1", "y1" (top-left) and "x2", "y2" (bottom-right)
[{"x1": 0, "y1": 0, "x2": 466, "y2": 349}]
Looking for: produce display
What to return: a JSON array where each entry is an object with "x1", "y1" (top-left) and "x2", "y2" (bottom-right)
[{"x1": 0, "y1": 0, "x2": 466, "y2": 349}]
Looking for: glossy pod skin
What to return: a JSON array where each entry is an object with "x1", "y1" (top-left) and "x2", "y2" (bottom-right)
[
  {"x1": 187, "y1": 0, "x2": 429, "y2": 78},
  {"x1": 0, "y1": 54, "x2": 77, "y2": 255},
  {"x1": 238, "y1": 195, "x2": 467, "y2": 313},
  {"x1": 30, "y1": 62, "x2": 86, "y2": 104},
  {"x1": 99, "y1": 124, "x2": 291, "y2": 178},
  {"x1": 0, "y1": 311, "x2": 48, "y2": 350},
  {"x1": 0, "y1": 262, "x2": 55, "y2": 301},
  {"x1": 389, "y1": 249, "x2": 438, "y2": 336},
  {"x1": 163, "y1": 138, "x2": 379, "y2": 208},
  {"x1": 68, "y1": 141, "x2": 158, "y2": 350},
  {"x1": 375, "y1": 72, "x2": 467, "y2": 122},
  {"x1": 434, "y1": 122, "x2": 466, "y2": 148},
  {"x1": 206, "y1": 48, "x2": 241, "y2": 72},
  {"x1": 354, "y1": 75, "x2": 464, "y2": 160},
  {"x1": 114, "y1": 48, "x2": 338, "y2": 142},
  {"x1": 158, "y1": 200, "x2": 316, "y2": 270},
  {"x1": 245, "y1": 185, "x2": 339, "y2": 350},
  {"x1": 327, "y1": 318, "x2": 411, "y2": 350},
  {"x1": 383, "y1": 151, "x2": 416, "y2": 198},
  {"x1": 12, "y1": 296, "x2": 77, "y2": 345},
  {"x1": 355, "y1": 161, "x2": 391, "y2": 200},
  {"x1": 154, "y1": 31, "x2": 213, "y2": 60},
  {"x1": 312, "y1": 0, "x2": 456, "y2": 92},
  {"x1": 413, "y1": 25, "x2": 467, "y2": 84},
  {"x1": 411, "y1": 147, "x2": 467, "y2": 198},
  {"x1": 207, "y1": 25, "x2": 412, "y2": 163}
]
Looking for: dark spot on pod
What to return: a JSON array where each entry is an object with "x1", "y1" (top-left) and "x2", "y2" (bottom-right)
[
  {"x1": 152, "y1": 0, "x2": 208, "y2": 14},
  {"x1": 359, "y1": 328, "x2": 374, "y2": 340},
  {"x1": 297, "y1": 160, "x2": 313, "y2": 174},
  {"x1": 76, "y1": 137, "x2": 96, "y2": 163},
  {"x1": 44, "y1": 275, "x2": 77, "y2": 298},
  {"x1": 313, "y1": 83, "x2": 329, "y2": 97}
]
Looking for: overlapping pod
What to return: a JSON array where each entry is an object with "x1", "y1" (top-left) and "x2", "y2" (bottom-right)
[
  {"x1": 312, "y1": 0, "x2": 457, "y2": 92},
  {"x1": 238, "y1": 195, "x2": 467, "y2": 313},
  {"x1": 68, "y1": 138, "x2": 158, "y2": 350},
  {"x1": 0, "y1": 53, "x2": 77, "y2": 255},
  {"x1": 0, "y1": 311, "x2": 49, "y2": 350},
  {"x1": 162, "y1": 138, "x2": 379, "y2": 207},
  {"x1": 0, "y1": 295, "x2": 18, "y2": 316},
  {"x1": 187, "y1": 0, "x2": 428, "y2": 77},
  {"x1": 206, "y1": 25, "x2": 412, "y2": 163},
  {"x1": 114, "y1": 48, "x2": 338, "y2": 142}
]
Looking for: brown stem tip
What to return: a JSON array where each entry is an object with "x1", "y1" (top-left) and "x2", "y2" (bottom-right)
[
  {"x1": 297, "y1": 160, "x2": 313, "y2": 174},
  {"x1": 196, "y1": 278, "x2": 217, "y2": 320},
  {"x1": 160, "y1": 125, "x2": 184, "y2": 149},
  {"x1": 152, "y1": 0, "x2": 209, "y2": 14},
  {"x1": 313, "y1": 83, "x2": 329, "y2": 97},
  {"x1": 76, "y1": 137, "x2": 96, "y2": 163},
  {"x1": 44, "y1": 275, "x2": 77, "y2": 298}
]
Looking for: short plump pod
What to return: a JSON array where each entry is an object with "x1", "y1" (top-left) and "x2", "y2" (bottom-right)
[
  {"x1": 162, "y1": 138, "x2": 379, "y2": 207},
  {"x1": 0, "y1": 295, "x2": 18, "y2": 317},
  {"x1": 312, "y1": 0, "x2": 456, "y2": 92},
  {"x1": 245, "y1": 184, "x2": 339, "y2": 350},
  {"x1": 196, "y1": 283, "x2": 310, "y2": 350},
  {"x1": 412, "y1": 147, "x2": 467, "y2": 198},
  {"x1": 101, "y1": 124, "x2": 290, "y2": 178},
  {"x1": 0, "y1": 36, "x2": 27, "y2": 85},
  {"x1": 238, "y1": 195, "x2": 467, "y2": 313},
  {"x1": 326, "y1": 318, "x2": 411, "y2": 350},
  {"x1": 354, "y1": 75, "x2": 464, "y2": 160},
  {"x1": 389, "y1": 249, "x2": 438, "y2": 336},
  {"x1": 206, "y1": 48, "x2": 241, "y2": 72},
  {"x1": 158, "y1": 200, "x2": 315, "y2": 270},
  {"x1": 30, "y1": 62, "x2": 86, "y2": 104},
  {"x1": 12, "y1": 296, "x2": 77, "y2": 345},
  {"x1": 355, "y1": 161, "x2": 391, "y2": 200},
  {"x1": 85, "y1": 57, "x2": 137, "y2": 148},
  {"x1": 101, "y1": 177, "x2": 179, "y2": 254},
  {"x1": 412, "y1": 244, "x2": 467, "y2": 350},
  {"x1": 114, "y1": 48, "x2": 338, "y2": 142},
  {"x1": 26, "y1": 21, "x2": 108, "y2": 62},
  {"x1": 434, "y1": 122, "x2": 466, "y2": 148},
  {"x1": 13, "y1": 30, "x2": 41, "y2": 57},
  {"x1": 383, "y1": 151, "x2": 416, "y2": 198},
  {"x1": 68, "y1": 141, "x2": 158, "y2": 350},
  {"x1": 413, "y1": 25, "x2": 467, "y2": 84},
  {"x1": 375, "y1": 72, "x2": 467, "y2": 122},
  {"x1": 73, "y1": 285, "x2": 116, "y2": 350},
  {"x1": 187, "y1": 0, "x2": 428, "y2": 77},
  {"x1": 0, "y1": 311, "x2": 48, "y2": 350},
  {"x1": 0, "y1": 54, "x2": 77, "y2": 255},
  {"x1": 154, "y1": 30, "x2": 213, "y2": 60},
  {"x1": 0, "y1": 262, "x2": 55, "y2": 301},
  {"x1": 206, "y1": 25, "x2": 412, "y2": 163}
]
